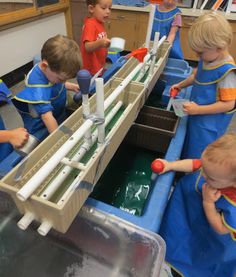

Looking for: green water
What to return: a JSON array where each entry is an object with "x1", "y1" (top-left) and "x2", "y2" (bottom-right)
[
  {"x1": 91, "y1": 142, "x2": 161, "y2": 216},
  {"x1": 145, "y1": 79, "x2": 167, "y2": 109}
]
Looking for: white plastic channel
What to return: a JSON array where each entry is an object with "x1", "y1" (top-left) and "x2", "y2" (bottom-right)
[{"x1": 39, "y1": 101, "x2": 123, "y2": 200}]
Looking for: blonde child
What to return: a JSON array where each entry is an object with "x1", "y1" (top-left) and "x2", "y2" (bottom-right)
[
  {"x1": 153, "y1": 133, "x2": 236, "y2": 277},
  {"x1": 13, "y1": 35, "x2": 82, "y2": 134},
  {"x1": 151, "y1": 0, "x2": 183, "y2": 59},
  {"x1": 80, "y1": 0, "x2": 112, "y2": 75},
  {"x1": 171, "y1": 12, "x2": 236, "y2": 159}
]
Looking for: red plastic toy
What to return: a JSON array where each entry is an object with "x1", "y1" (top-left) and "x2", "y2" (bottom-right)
[{"x1": 151, "y1": 160, "x2": 164, "y2": 174}]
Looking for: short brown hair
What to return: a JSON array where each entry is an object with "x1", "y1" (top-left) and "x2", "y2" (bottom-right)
[
  {"x1": 202, "y1": 132, "x2": 236, "y2": 177},
  {"x1": 188, "y1": 12, "x2": 232, "y2": 51},
  {"x1": 41, "y1": 34, "x2": 82, "y2": 79},
  {"x1": 86, "y1": 0, "x2": 98, "y2": 6}
]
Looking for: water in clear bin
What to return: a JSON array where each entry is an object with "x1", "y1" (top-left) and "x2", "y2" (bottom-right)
[{"x1": 0, "y1": 197, "x2": 129, "y2": 277}]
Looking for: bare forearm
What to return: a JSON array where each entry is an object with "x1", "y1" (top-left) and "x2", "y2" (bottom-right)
[
  {"x1": 0, "y1": 130, "x2": 13, "y2": 143},
  {"x1": 203, "y1": 201, "x2": 230, "y2": 234},
  {"x1": 178, "y1": 73, "x2": 195, "y2": 88},
  {"x1": 195, "y1": 100, "x2": 235, "y2": 115},
  {"x1": 85, "y1": 40, "x2": 104, "y2": 53},
  {"x1": 41, "y1": 112, "x2": 58, "y2": 133},
  {"x1": 167, "y1": 26, "x2": 178, "y2": 44},
  {"x1": 166, "y1": 159, "x2": 194, "y2": 172}
]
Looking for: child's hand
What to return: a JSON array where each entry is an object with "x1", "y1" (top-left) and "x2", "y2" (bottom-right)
[
  {"x1": 9, "y1": 128, "x2": 29, "y2": 148},
  {"x1": 183, "y1": 101, "x2": 200, "y2": 115},
  {"x1": 170, "y1": 84, "x2": 181, "y2": 92},
  {"x1": 202, "y1": 183, "x2": 221, "y2": 204},
  {"x1": 101, "y1": 37, "x2": 111, "y2": 48},
  {"x1": 65, "y1": 82, "x2": 79, "y2": 93}
]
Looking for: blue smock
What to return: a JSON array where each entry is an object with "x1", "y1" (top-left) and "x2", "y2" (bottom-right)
[
  {"x1": 151, "y1": 5, "x2": 183, "y2": 59},
  {"x1": 0, "y1": 80, "x2": 13, "y2": 161},
  {"x1": 160, "y1": 169, "x2": 236, "y2": 277},
  {"x1": 13, "y1": 64, "x2": 67, "y2": 134},
  {"x1": 183, "y1": 60, "x2": 236, "y2": 159}
]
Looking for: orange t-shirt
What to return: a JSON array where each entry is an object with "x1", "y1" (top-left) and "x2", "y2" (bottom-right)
[{"x1": 80, "y1": 17, "x2": 107, "y2": 75}]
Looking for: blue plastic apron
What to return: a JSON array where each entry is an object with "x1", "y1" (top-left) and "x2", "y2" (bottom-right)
[
  {"x1": 0, "y1": 80, "x2": 14, "y2": 162},
  {"x1": 160, "y1": 169, "x2": 236, "y2": 277},
  {"x1": 13, "y1": 65, "x2": 67, "y2": 134},
  {"x1": 151, "y1": 5, "x2": 183, "y2": 59},
  {"x1": 183, "y1": 60, "x2": 236, "y2": 159}
]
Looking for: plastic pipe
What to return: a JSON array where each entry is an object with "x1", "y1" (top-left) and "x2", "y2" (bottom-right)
[
  {"x1": 143, "y1": 35, "x2": 166, "y2": 86},
  {"x1": 60, "y1": 159, "x2": 87, "y2": 170},
  {"x1": 148, "y1": 32, "x2": 160, "y2": 76},
  {"x1": 96, "y1": 78, "x2": 105, "y2": 146},
  {"x1": 39, "y1": 101, "x2": 123, "y2": 200},
  {"x1": 192, "y1": 0, "x2": 198, "y2": 10},
  {"x1": 104, "y1": 53, "x2": 151, "y2": 111},
  {"x1": 16, "y1": 119, "x2": 94, "y2": 202},
  {"x1": 145, "y1": 4, "x2": 156, "y2": 49},
  {"x1": 135, "y1": 61, "x2": 151, "y2": 82},
  {"x1": 57, "y1": 103, "x2": 133, "y2": 206},
  {"x1": 17, "y1": 212, "x2": 35, "y2": 230},
  {"x1": 226, "y1": 0, "x2": 233, "y2": 14},
  {"x1": 137, "y1": 32, "x2": 160, "y2": 82},
  {"x1": 37, "y1": 221, "x2": 52, "y2": 236},
  {"x1": 82, "y1": 93, "x2": 92, "y2": 144}
]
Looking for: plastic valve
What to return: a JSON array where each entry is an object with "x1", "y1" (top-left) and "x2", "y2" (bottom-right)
[
  {"x1": 170, "y1": 87, "x2": 180, "y2": 98},
  {"x1": 76, "y1": 69, "x2": 92, "y2": 95}
]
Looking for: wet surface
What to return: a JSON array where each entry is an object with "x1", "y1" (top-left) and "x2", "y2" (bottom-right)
[{"x1": 92, "y1": 142, "x2": 161, "y2": 216}]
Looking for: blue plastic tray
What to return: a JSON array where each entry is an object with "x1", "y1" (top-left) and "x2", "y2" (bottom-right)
[{"x1": 163, "y1": 58, "x2": 193, "y2": 76}]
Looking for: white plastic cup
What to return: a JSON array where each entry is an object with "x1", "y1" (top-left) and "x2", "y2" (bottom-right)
[
  {"x1": 172, "y1": 99, "x2": 189, "y2": 117},
  {"x1": 109, "y1": 37, "x2": 125, "y2": 52}
]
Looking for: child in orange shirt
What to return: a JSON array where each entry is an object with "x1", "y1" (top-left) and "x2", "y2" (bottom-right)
[{"x1": 80, "y1": 0, "x2": 112, "y2": 75}]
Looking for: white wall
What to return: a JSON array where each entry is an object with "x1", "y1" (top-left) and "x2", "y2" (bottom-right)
[{"x1": 0, "y1": 13, "x2": 67, "y2": 76}]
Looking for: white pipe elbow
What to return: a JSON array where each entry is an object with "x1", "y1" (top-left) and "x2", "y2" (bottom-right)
[
  {"x1": 37, "y1": 221, "x2": 52, "y2": 236},
  {"x1": 17, "y1": 212, "x2": 35, "y2": 230}
]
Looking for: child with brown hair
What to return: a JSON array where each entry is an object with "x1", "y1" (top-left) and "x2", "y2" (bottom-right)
[
  {"x1": 154, "y1": 133, "x2": 236, "y2": 276},
  {"x1": 80, "y1": 0, "x2": 112, "y2": 75},
  {"x1": 13, "y1": 35, "x2": 82, "y2": 134},
  {"x1": 171, "y1": 12, "x2": 236, "y2": 159}
]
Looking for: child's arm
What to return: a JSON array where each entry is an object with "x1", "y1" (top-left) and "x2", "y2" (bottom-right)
[
  {"x1": 202, "y1": 184, "x2": 230, "y2": 234},
  {"x1": 85, "y1": 37, "x2": 110, "y2": 53},
  {"x1": 183, "y1": 100, "x2": 235, "y2": 115},
  {"x1": 171, "y1": 68, "x2": 197, "y2": 91},
  {"x1": 167, "y1": 26, "x2": 179, "y2": 45},
  {"x1": 65, "y1": 81, "x2": 79, "y2": 93},
  {"x1": 0, "y1": 128, "x2": 29, "y2": 148},
  {"x1": 41, "y1": 111, "x2": 58, "y2": 133},
  {"x1": 152, "y1": 158, "x2": 200, "y2": 174}
]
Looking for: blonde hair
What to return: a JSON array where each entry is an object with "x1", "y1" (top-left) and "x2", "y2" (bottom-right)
[
  {"x1": 188, "y1": 12, "x2": 232, "y2": 52},
  {"x1": 202, "y1": 133, "x2": 236, "y2": 178},
  {"x1": 41, "y1": 34, "x2": 82, "y2": 79}
]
